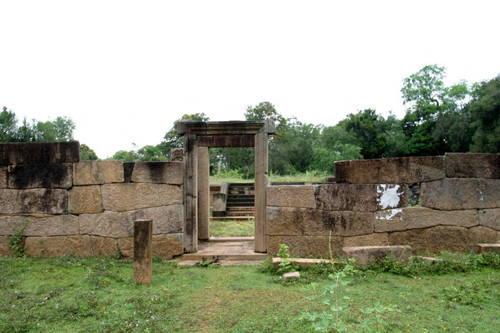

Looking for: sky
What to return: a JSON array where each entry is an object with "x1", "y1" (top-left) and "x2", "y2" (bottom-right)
[{"x1": 1, "y1": 0, "x2": 499, "y2": 158}]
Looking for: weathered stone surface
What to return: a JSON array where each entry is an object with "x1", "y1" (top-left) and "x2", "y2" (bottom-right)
[
  {"x1": 0, "y1": 142, "x2": 80, "y2": 166},
  {"x1": 314, "y1": 184, "x2": 407, "y2": 212},
  {"x1": 137, "y1": 205, "x2": 183, "y2": 235},
  {"x1": 69, "y1": 185, "x2": 103, "y2": 214},
  {"x1": 343, "y1": 233, "x2": 389, "y2": 247},
  {"x1": 117, "y1": 233, "x2": 183, "y2": 258},
  {"x1": 267, "y1": 185, "x2": 316, "y2": 208},
  {"x1": 335, "y1": 156, "x2": 445, "y2": 184},
  {"x1": 7, "y1": 164, "x2": 72, "y2": 189},
  {"x1": 131, "y1": 162, "x2": 183, "y2": 185},
  {"x1": 388, "y1": 226, "x2": 471, "y2": 253},
  {"x1": 479, "y1": 209, "x2": 500, "y2": 230},
  {"x1": 171, "y1": 148, "x2": 183, "y2": 162},
  {"x1": 445, "y1": 153, "x2": 500, "y2": 179},
  {"x1": 0, "y1": 167, "x2": 7, "y2": 188},
  {"x1": 101, "y1": 183, "x2": 182, "y2": 212},
  {"x1": 80, "y1": 210, "x2": 137, "y2": 238},
  {"x1": 468, "y1": 226, "x2": 498, "y2": 245},
  {"x1": 267, "y1": 235, "x2": 343, "y2": 257},
  {"x1": 73, "y1": 161, "x2": 124, "y2": 185},
  {"x1": 25, "y1": 235, "x2": 92, "y2": 256},
  {"x1": 283, "y1": 271, "x2": 300, "y2": 279},
  {"x1": 315, "y1": 184, "x2": 377, "y2": 211},
  {"x1": 342, "y1": 246, "x2": 412, "y2": 267},
  {"x1": 90, "y1": 236, "x2": 118, "y2": 256},
  {"x1": 421, "y1": 178, "x2": 500, "y2": 210},
  {"x1": 0, "y1": 236, "x2": 15, "y2": 256},
  {"x1": 375, "y1": 207, "x2": 478, "y2": 232},
  {"x1": 267, "y1": 207, "x2": 373, "y2": 236},
  {"x1": 0, "y1": 215, "x2": 79, "y2": 236},
  {"x1": 0, "y1": 188, "x2": 68, "y2": 214}
]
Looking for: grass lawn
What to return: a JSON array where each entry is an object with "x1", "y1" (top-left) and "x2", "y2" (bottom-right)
[
  {"x1": 1, "y1": 254, "x2": 499, "y2": 332},
  {"x1": 210, "y1": 219, "x2": 255, "y2": 237}
]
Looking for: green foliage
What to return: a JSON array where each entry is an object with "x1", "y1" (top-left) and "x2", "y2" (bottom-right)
[
  {"x1": 303, "y1": 258, "x2": 400, "y2": 332},
  {"x1": 8, "y1": 220, "x2": 28, "y2": 257},
  {"x1": 276, "y1": 244, "x2": 294, "y2": 275},
  {"x1": 79, "y1": 143, "x2": 99, "y2": 160},
  {"x1": 0, "y1": 107, "x2": 75, "y2": 143},
  {"x1": 468, "y1": 76, "x2": 500, "y2": 153}
]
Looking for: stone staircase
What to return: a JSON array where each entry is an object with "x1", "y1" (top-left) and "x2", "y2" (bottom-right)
[{"x1": 211, "y1": 183, "x2": 255, "y2": 221}]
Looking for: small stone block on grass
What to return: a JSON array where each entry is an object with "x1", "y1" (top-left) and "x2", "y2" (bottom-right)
[
  {"x1": 272, "y1": 257, "x2": 331, "y2": 268},
  {"x1": 342, "y1": 245, "x2": 412, "y2": 267},
  {"x1": 474, "y1": 243, "x2": 500, "y2": 254},
  {"x1": 283, "y1": 271, "x2": 300, "y2": 279}
]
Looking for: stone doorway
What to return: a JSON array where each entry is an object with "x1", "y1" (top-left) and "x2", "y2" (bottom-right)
[{"x1": 178, "y1": 121, "x2": 275, "y2": 253}]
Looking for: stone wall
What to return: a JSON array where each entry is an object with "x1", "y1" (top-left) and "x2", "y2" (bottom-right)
[
  {"x1": 267, "y1": 153, "x2": 500, "y2": 256},
  {"x1": 0, "y1": 142, "x2": 184, "y2": 258}
]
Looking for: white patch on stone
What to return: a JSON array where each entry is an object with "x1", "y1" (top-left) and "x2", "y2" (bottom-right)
[
  {"x1": 377, "y1": 184, "x2": 402, "y2": 209},
  {"x1": 376, "y1": 208, "x2": 403, "y2": 220}
]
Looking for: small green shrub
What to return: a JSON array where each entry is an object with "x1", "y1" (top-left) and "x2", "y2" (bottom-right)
[{"x1": 8, "y1": 220, "x2": 29, "y2": 257}]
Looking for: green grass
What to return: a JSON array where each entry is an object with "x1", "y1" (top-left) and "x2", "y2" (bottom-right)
[
  {"x1": 210, "y1": 171, "x2": 329, "y2": 184},
  {"x1": 210, "y1": 219, "x2": 255, "y2": 237},
  {"x1": 1, "y1": 254, "x2": 499, "y2": 332}
]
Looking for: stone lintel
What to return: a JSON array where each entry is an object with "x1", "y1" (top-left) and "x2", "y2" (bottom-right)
[
  {"x1": 178, "y1": 120, "x2": 276, "y2": 136},
  {"x1": 197, "y1": 135, "x2": 255, "y2": 148}
]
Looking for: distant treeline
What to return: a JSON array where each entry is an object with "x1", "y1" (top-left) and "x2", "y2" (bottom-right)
[{"x1": 3, "y1": 64, "x2": 498, "y2": 176}]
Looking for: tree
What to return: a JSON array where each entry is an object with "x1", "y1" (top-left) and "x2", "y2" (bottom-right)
[
  {"x1": 0, "y1": 106, "x2": 18, "y2": 142},
  {"x1": 311, "y1": 125, "x2": 362, "y2": 173},
  {"x1": 80, "y1": 144, "x2": 99, "y2": 160},
  {"x1": 468, "y1": 76, "x2": 500, "y2": 153},
  {"x1": 158, "y1": 113, "x2": 209, "y2": 159},
  {"x1": 400, "y1": 64, "x2": 470, "y2": 155}
]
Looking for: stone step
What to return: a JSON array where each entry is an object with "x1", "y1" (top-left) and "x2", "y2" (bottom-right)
[
  {"x1": 342, "y1": 245, "x2": 412, "y2": 267},
  {"x1": 474, "y1": 243, "x2": 500, "y2": 254},
  {"x1": 210, "y1": 216, "x2": 254, "y2": 221},
  {"x1": 178, "y1": 240, "x2": 267, "y2": 262},
  {"x1": 177, "y1": 259, "x2": 264, "y2": 266}
]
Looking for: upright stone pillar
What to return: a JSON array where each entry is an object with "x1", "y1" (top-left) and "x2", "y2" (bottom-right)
[
  {"x1": 184, "y1": 134, "x2": 198, "y2": 252},
  {"x1": 133, "y1": 219, "x2": 153, "y2": 284},
  {"x1": 197, "y1": 147, "x2": 210, "y2": 240},
  {"x1": 254, "y1": 131, "x2": 269, "y2": 252}
]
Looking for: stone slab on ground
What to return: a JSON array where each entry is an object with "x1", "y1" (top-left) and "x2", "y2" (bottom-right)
[
  {"x1": 272, "y1": 257, "x2": 331, "y2": 267},
  {"x1": 474, "y1": 243, "x2": 500, "y2": 254},
  {"x1": 176, "y1": 259, "x2": 264, "y2": 266},
  {"x1": 342, "y1": 245, "x2": 412, "y2": 267}
]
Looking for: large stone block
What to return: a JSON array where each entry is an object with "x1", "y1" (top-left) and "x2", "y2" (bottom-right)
[
  {"x1": 69, "y1": 185, "x2": 103, "y2": 214},
  {"x1": 343, "y1": 233, "x2": 389, "y2": 247},
  {"x1": 421, "y1": 178, "x2": 500, "y2": 210},
  {"x1": 467, "y1": 226, "x2": 498, "y2": 245},
  {"x1": 25, "y1": 235, "x2": 92, "y2": 256},
  {"x1": 138, "y1": 205, "x2": 184, "y2": 235},
  {"x1": 342, "y1": 246, "x2": 412, "y2": 267},
  {"x1": 0, "y1": 215, "x2": 79, "y2": 236},
  {"x1": 388, "y1": 226, "x2": 471, "y2": 253},
  {"x1": 0, "y1": 142, "x2": 80, "y2": 166},
  {"x1": 7, "y1": 164, "x2": 72, "y2": 189},
  {"x1": 267, "y1": 235, "x2": 343, "y2": 257},
  {"x1": 0, "y1": 188, "x2": 68, "y2": 214},
  {"x1": 335, "y1": 156, "x2": 445, "y2": 184},
  {"x1": 375, "y1": 207, "x2": 478, "y2": 232},
  {"x1": 80, "y1": 210, "x2": 137, "y2": 238},
  {"x1": 0, "y1": 167, "x2": 7, "y2": 188},
  {"x1": 117, "y1": 233, "x2": 183, "y2": 258},
  {"x1": 90, "y1": 236, "x2": 118, "y2": 256},
  {"x1": 479, "y1": 209, "x2": 500, "y2": 230},
  {"x1": 314, "y1": 184, "x2": 406, "y2": 212},
  {"x1": 267, "y1": 207, "x2": 373, "y2": 236},
  {"x1": 131, "y1": 162, "x2": 183, "y2": 185},
  {"x1": 0, "y1": 236, "x2": 15, "y2": 256},
  {"x1": 73, "y1": 161, "x2": 124, "y2": 185},
  {"x1": 101, "y1": 183, "x2": 182, "y2": 212},
  {"x1": 267, "y1": 185, "x2": 316, "y2": 208},
  {"x1": 445, "y1": 153, "x2": 500, "y2": 179}
]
